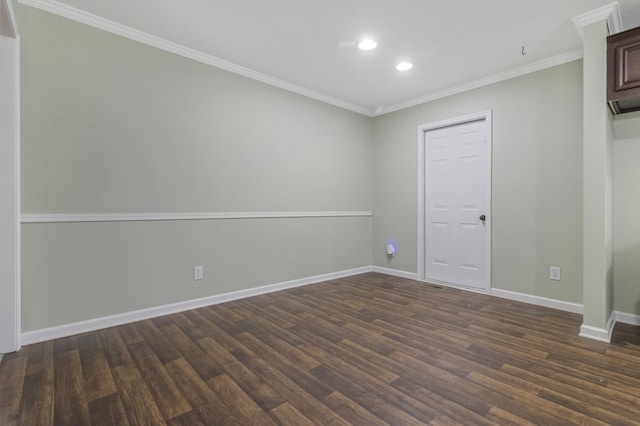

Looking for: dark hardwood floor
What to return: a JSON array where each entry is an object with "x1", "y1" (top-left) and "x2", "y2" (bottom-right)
[{"x1": 1, "y1": 272, "x2": 640, "y2": 425}]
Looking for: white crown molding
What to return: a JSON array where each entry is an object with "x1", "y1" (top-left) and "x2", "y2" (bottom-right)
[
  {"x1": 18, "y1": 0, "x2": 374, "y2": 117},
  {"x1": 21, "y1": 211, "x2": 373, "y2": 223},
  {"x1": 572, "y1": 2, "x2": 622, "y2": 37},
  {"x1": 21, "y1": 266, "x2": 372, "y2": 345},
  {"x1": 19, "y1": 0, "x2": 607, "y2": 119},
  {"x1": 375, "y1": 50, "x2": 583, "y2": 116},
  {"x1": 490, "y1": 288, "x2": 584, "y2": 314}
]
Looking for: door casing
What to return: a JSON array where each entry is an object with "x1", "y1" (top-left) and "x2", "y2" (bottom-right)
[
  {"x1": 0, "y1": 0, "x2": 20, "y2": 354},
  {"x1": 417, "y1": 111, "x2": 492, "y2": 293}
]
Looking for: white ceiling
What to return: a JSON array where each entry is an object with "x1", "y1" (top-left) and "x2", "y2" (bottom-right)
[{"x1": 27, "y1": 0, "x2": 640, "y2": 115}]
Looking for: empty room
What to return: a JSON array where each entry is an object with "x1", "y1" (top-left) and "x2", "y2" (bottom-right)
[{"x1": 2, "y1": 0, "x2": 640, "y2": 424}]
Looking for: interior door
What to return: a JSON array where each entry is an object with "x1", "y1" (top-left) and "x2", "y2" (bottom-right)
[{"x1": 424, "y1": 119, "x2": 488, "y2": 291}]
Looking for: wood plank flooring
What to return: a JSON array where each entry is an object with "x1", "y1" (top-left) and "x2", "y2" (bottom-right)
[{"x1": 2, "y1": 272, "x2": 640, "y2": 425}]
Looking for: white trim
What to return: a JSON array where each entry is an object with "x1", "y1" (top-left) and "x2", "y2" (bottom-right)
[
  {"x1": 491, "y1": 288, "x2": 584, "y2": 315},
  {"x1": 18, "y1": 0, "x2": 373, "y2": 117},
  {"x1": 417, "y1": 111, "x2": 494, "y2": 134},
  {"x1": 579, "y1": 311, "x2": 616, "y2": 343},
  {"x1": 19, "y1": 261, "x2": 638, "y2": 345},
  {"x1": 426, "y1": 278, "x2": 489, "y2": 295},
  {"x1": 17, "y1": 0, "x2": 612, "y2": 119},
  {"x1": 21, "y1": 266, "x2": 371, "y2": 345},
  {"x1": 14, "y1": 33, "x2": 20, "y2": 352},
  {"x1": 21, "y1": 211, "x2": 373, "y2": 223},
  {"x1": 417, "y1": 124, "x2": 426, "y2": 288},
  {"x1": 0, "y1": 17, "x2": 20, "y2": 354},
  {"x1": 579, "y1": 324, "x2": 612, "y2": 343},
  {"x1": 613, "y1": 311, "x2": 640, "y2": 326},
  {"x1": 572, "y1": 2, "x2": 622, "y2": 37},
  {"x1": 376, "y1": 51, "x2": 582, "y2": 116},
  {"x1": 370, "y1": 266, "x2": 418, "y2": 281},
  {"x1": 417, "y1": 111, "x2": 492, "y2": 293}
]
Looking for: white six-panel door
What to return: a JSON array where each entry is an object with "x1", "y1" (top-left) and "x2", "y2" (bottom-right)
[{"x1": 423, "y1": 118, "x2": 489, "y2": 291}]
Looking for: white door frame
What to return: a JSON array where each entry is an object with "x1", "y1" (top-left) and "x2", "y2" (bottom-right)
[
  {"x1": 0, "y1": 0, "x2": 20, "y2": 354},
  {"x1": 417, "y1": 110, "x2": 492, "y2": 293}
]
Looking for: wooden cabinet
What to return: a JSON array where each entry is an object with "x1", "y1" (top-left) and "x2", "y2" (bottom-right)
[{"x1": 608, "y1": 26, "x2": 640, "y2": 114}]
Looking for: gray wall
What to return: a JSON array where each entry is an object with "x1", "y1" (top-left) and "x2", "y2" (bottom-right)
[
  {"x1": 19, "y1": 6, "x2": 373, "y2": 331},
  {"x1": 613, "y1": 111, "x2": 640, "y2": 316},
  {"x1": 20, "y1": 3, "x2": 640, "y2": 333},
  {"x1": 373, "y1": 61, "x2": 584, "y2": 304}
]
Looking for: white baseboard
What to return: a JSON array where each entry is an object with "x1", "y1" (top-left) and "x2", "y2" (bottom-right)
[
  {"x1": 370, "y1": 266, "x2": 418, "y2": 280},
  {"x1": 20, "y1": 263, "x2": 640, "y2": 346},
  {"x1": 375, "y1": 271, "x2": 587, "y2": 315},
  {"x1": 580, "y1": 311, "x2": 616, "y2": 343},
  {"x1": 490, "y1": 288, "x2": 584, "y2": 314},
  {"x1": 613, "y1": 311, "x2": 640, "y2": 326},
  {"x1": 579, "y1": 324, "x2": 612, "y2": 343},
  {"x1": 579, "y1": 310, "x2": 640, "y2": 343},
  {"x1": 21, "y1": 266, "x2": 371, "y2": 345}
]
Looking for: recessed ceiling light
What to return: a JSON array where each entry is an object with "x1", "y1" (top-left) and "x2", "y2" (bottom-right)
[
  {"x1": 396, "y1": 62, "x2": 413, "y2": 71},
  {"x1": 358, "y1": 39, "x2": 377, "y2": 51}
]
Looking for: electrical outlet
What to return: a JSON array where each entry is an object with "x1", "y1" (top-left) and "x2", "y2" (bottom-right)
[
  {"x1": 193, "y1": 266, "x2": 203, "y2": 281},
  {"x1": 550, "y1": 266, "x2": 561, "y2": 281}
]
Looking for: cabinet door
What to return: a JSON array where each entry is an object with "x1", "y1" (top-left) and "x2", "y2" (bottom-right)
[
  {"x1": 611, "y1": 32, "x2": 640, "y2": 91},
  {"x1": 607, "y1": 27, "x2": 640, "y2": 113}
]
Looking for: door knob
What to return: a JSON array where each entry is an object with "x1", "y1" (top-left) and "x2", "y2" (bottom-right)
[{"x1": 479, "y1": 215, "x2": 486, "y2": 222}]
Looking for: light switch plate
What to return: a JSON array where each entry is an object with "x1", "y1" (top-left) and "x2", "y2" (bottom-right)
[
  {"x1": 194, "y1": 266, "x2": 203, "y2": 281},
  {"x1": 550, "y1": 266, "x2": 561, "y2": 281}
]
